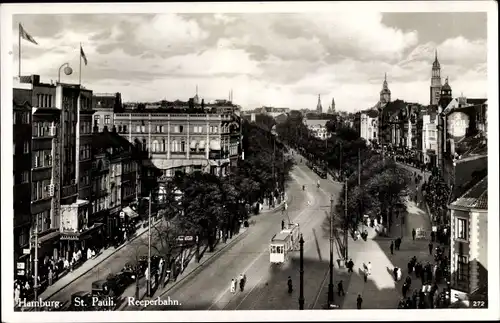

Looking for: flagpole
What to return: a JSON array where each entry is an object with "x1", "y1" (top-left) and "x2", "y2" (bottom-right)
[
  {"x1": 18, "y1": 24, "x2": 21, "y2": 78},
  {"x1": 79, "y1": 43, "x2": 82, "y2": 85}
]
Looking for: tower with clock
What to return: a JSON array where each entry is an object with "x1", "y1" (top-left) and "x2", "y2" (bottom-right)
[
  {"x1": 430, "y1": 50, "x2": 442, "y2": 106},
  {"x1": 379, "y1": 73, "x2": 391, "y2": 105}
]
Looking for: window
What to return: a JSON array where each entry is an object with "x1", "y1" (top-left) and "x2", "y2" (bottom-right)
[
  {"x1": 456, "y1": 255, "x2": 469, "y2": 282},
  {"x1": 105, "y1": 115, "x2": 111, "y2": 125},
  {"x1": 136, "y1": 125, "x2": 141, "y2": 133},
  {"x1": 123, "y1": 125, "x2": 128, "y2": 133},
  {"x1": 179, "y1": 125, "x2": 184, "y2": 133},
  {"x1": 21, "y1": 171, "x2": 29, "y2": 183},
  {"x1": 23, "y1": 141, "x2": 30, "y2": 153},
  {"x1": 34, "y1": 210, "x2": 51, "y2": 232},
  {"x1": 214, "y1": 126, "x2": 218, "y2": 133},
  {"x1": 94, "y1": 115, "x2": 100, "y2": 125},
  {"x1": 141, "y1": 125, "x2": 146, "y2": 133},
  {"x1": 457, "y1": 218, "x2": 467, "y2": 240},
  {"x1": 210, "y1": 126, "x2": 214, "y2": 133},
  {"x1": 181, "y1": 141, "x2": 186, "y2": 152}
]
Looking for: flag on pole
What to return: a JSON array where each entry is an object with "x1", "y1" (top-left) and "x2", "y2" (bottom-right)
[
  {"x1": 19, "y1": 23, "x2": 38, "y2": 45},
  {"x1": 80, "y1": 45, "x2": 88, "y2": 65}
]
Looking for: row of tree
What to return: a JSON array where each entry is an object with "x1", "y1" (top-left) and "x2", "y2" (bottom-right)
[
  {"x1": 156, "y1": 118, "x2": 294, "y2": 263},
  {"x1": 272, "y1": 112, "x2": 412, "y2": 240}
]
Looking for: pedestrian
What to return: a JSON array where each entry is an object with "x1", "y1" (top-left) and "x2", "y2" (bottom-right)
[
  {"x1": 406, "y1": 276, "x2": 412, "y2": 286},
  {"x1": 337, "y1": 280, "x2": 345, "y2": 296},
  {"x1": 48, "y1": 268, "x2": 53, "y2": 286},
  {"x1": 390, "y1": 241, "x2": 394, "y2": 255},
  {"x1": 363, "y1": 268, "x2": 368, "y2": 283},
  {"x1": 366, "y1": 262, "x2": 372, "y2": 275},
  {"x1": 347, "y1": 259, "x2": 354, "y2": 273},
  {"x1": 230, "y1": 279, "x2": 236, "y2": 293},
  {"x1": 393, "y1": 267, "x2": 398, "y2": 281},
  {"x1": 356, "y1": 294, "x2": 363, "y2": 309},
  {"x1": 412, "y1": 228, "x2": 416, "y2": 240},
  {"x1": 402, "y1": 282, "x2": 408, "y2": 298},
  {"x1": 287, "y1": 276, "x2": 293, "y2": 293},
  {"x1": 281, "y1": 220, "x2": 285, "y2": 231},
  {"x1": 428, "y1": 242, "x2": 433, "y2": 255},
  {"x1": 430, "y1": 231, "x2": 435, "y2": 242},
  {"x1": 14, "y1": 284, "x2": 21, "y2": 306},
  {"x1": 239, "y1": 274, "x2": 246, "y2": 292},
  {"x1": 395, "y1": 237, "x2": 401, "y2": 250}
]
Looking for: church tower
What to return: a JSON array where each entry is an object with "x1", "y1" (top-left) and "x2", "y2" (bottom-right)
[
  {"x1": 438, "y1": 77, "x2": 453, "y2": 113},
  {"x1": 331, "y1": 97, "x2": 336, "y2": 113},
  {"x1": 193, "y1": 85, "x2": 200, "y2": 104},
  {"x1": 380, "y1": 73, "x2": 391, "y2": 104},
  {"x1": 430, "y1": 50, "x2": 442, "y2": 105},
  {"x1": 316, "y1": 94, "x2": 323, "y2": 113}
]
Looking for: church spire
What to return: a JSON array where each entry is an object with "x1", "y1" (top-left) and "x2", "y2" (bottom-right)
[{"x1": 316, "y1": 94, "x2": 322, "y2": 113}]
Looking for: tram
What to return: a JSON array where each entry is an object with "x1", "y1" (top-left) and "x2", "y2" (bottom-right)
[{"x1": 269, "y1": 223, "x2": 300, "y2": 264}]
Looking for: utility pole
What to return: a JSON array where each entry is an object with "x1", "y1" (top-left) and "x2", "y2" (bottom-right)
[
  {"x1": 33, "y1": 221, "x2": 39, "y2": 302},
  {"x1": 344, "y1": 179, "x2": 348, "y2": 260},
  {"x1": 358, "y1": 148, "x2": 362, "y2": 230},
  {"x1": 147, "y1": 191, "x2": 152, "y2": 297},
  {"x1": 328, "y1": 195, "x2": 335, "y2": 305},
  {"x1": 339, "y1": 142, "x2": 343, "y2": 181},
  {"x1": 299, "y1": 234, "x2": 305, "y2": 310}
]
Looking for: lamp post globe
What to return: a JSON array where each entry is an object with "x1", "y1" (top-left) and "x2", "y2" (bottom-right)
[{"x1": 64, "y1": 66, "x2": 73, "y2": 76}]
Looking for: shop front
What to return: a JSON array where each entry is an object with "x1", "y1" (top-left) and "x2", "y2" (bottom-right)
[{"x1": 60, "y1": 223, "x2": 105, "y2": 260}]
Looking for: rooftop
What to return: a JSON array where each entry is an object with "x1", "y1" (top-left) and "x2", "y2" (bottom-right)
[{"x1": 450, "y1": 175, "x2": 487, "y2": 210}]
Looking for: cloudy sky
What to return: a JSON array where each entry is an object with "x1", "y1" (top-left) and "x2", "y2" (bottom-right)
[{"x1": 12, "y1": 10, "x2": 488, "y2": 112}]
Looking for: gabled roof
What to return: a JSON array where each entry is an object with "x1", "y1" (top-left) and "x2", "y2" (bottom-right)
[
  {"x1": 13, "y1": 88, "x2": 32, "y2": 107},
  {"x1": 450, "y1": 176, "x2": 488, "y2": 210}
]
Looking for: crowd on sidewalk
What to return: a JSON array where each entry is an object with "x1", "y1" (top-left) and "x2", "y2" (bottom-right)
[
  {"x1": 14, "y1": 245, "x2": 102, "y2": 305},
  {"x1": 421, "y1": 174, "x2": 451, "y2": 245}
]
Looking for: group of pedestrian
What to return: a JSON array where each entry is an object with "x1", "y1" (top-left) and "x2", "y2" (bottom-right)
[
  {"x1": 389, "y1": 237, "x2": 402, "y2": 255},
  {"x1": 230, "y1": 274, "x2": 247, "y2": 293}
]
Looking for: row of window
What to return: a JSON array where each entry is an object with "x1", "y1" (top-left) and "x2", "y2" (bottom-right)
[
  {"x1": 94, "y1": 115, "x2": 112, "y2": 125},
  {"x1": 121, "y1": 124, "x2": 228, "y2": 134},
  {"x1": 33, "y1": 210, "x2": 51, "y2": 233},
  {"x1": 123, "y1": 182, "x2": 136, "y2": 199},
  {"x1": 33, "y1": 121, "x2": 54, "y2": 138},
  {"x1": 80, "y1": 144, "x2": 91, "y2": 160},
  {"x1": 80, "y1": 170, "x2": 90, "y2": 186},
  {"x1": 32, "y1": 179, "x2": 51, "y2": 202},
  {"x1": 13, "y1": 111, "x2": 31, "y2": 125},
  {"x1": 92, "y1": 174, "x2": 109, "y2": 193},
  {"x1": 33, "y1": 150, "x2": 52, "y2": 168},
  {"x1": 14, "y1": 171, "x2": 30, "y2": 185},
  {"x1": 92, "y1": 196, "x2": 108, "y2": 215},
  {"x1": 36, "y1": 93, "x2": 53, "y2": 108},
  {"x1": 13, "y1": 141, "x2": 30, "y2": 155},
  {"x1": 80, "y1": 121, "x2": 92, "y2": 134}
]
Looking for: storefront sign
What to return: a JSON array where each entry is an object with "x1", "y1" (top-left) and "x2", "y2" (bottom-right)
[
  {"x1": 60, "y1": 234, "x2": 80, "y2": 241},
  {"x1": 23, "y1": 248, "x2": 30, "y2": 255},
  {"x1": 17, "y1": 262, "x2": 25, "y2": 270}
]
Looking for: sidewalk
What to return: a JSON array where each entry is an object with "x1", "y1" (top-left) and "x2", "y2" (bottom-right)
[
  {"x1": 40, "y1": 219, "x2": 161, "y2": 301},
  {"x1": 120, "y1": 226, "x2": 250, "y2": 311}
]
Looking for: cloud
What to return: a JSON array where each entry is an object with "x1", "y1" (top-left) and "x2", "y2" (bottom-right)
[{"x1": 12, "y1": 12, "x2": 488, "y2": 112}]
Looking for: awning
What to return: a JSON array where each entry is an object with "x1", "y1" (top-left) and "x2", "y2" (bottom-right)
[
  {"x1": 199, "y1": 140, "x2": 206, "y2": 149},
  {"x1": 190, "y1": 140, "x2": 197, "y2": 149},
  {"x1": 38, "y1": 230, "x2": 61, "y2": 244},
  {"x1": 122, "y1": 206, "x2": 139, "y2": 219},
  {"x1": 60, "y1": 223, "x2": 104, "y2": 241},
  {"x1": 210, "y1": 140, "x2": 221, "y2": 151}
]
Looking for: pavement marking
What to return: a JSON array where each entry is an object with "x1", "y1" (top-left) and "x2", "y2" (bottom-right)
[{"x1": 312, "y1": 266, "x2": 331, "y2": 309}]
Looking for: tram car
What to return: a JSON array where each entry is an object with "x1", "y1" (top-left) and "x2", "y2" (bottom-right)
[{"x1": 269, "y1": 223, "x2": 300, "y2": 264}]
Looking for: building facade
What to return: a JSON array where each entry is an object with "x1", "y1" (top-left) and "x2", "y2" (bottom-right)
[
  {"x1": 449, "y1": 176, "x2": 488, "y2": 305},
  {"x1": 421, "y1": 108, "x2": 438, "y2": 166},
  {"x1": 92, "y1": 92, "x2": 122, "y2": 132},
  {"x1": 359, "y1": 110, "x2": 379, "y2": 145},
  {"x1": 113, "y1": 107, "x2": 241, "y2": 202},
  {"x1": 13, "y1": 86, "x2": 33, "y2": 277}
]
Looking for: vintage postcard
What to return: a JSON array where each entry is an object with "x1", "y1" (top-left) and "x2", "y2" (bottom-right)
[{"x1": 1, "y1": 1, "x2": 498, "y2": 322}]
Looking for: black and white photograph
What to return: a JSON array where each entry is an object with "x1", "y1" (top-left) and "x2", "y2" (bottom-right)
[{"x1": 1, "y1": 1, "x2": 498, "y2": 322}]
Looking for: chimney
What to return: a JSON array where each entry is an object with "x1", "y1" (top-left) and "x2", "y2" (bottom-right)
[{"x1": 93, "y1": 120, "x2": 99, "y2": 133}]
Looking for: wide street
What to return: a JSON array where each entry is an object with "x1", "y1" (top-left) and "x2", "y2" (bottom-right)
[{"x1": 141, "y1": 154, "x2": 344, "y2": 310}]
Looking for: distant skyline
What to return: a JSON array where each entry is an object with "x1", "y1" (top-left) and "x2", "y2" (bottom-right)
[{"x1": 11, "y1": 9, "x2": 488, "y2": 112}]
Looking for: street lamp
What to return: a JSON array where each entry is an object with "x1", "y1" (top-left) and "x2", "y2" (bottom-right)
[
  {"x1": 144, "y1": 192, "x2": 152, "y2": 297},
  {"x1": 299, "y1": 234, "x2": 305, "y2": 310},
  {"x1": 328, "y1": 195, "x2": 335, "y2": 305},
  {"x1": 58, "y1": 62, "x2": 73, "y2": 83}
]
